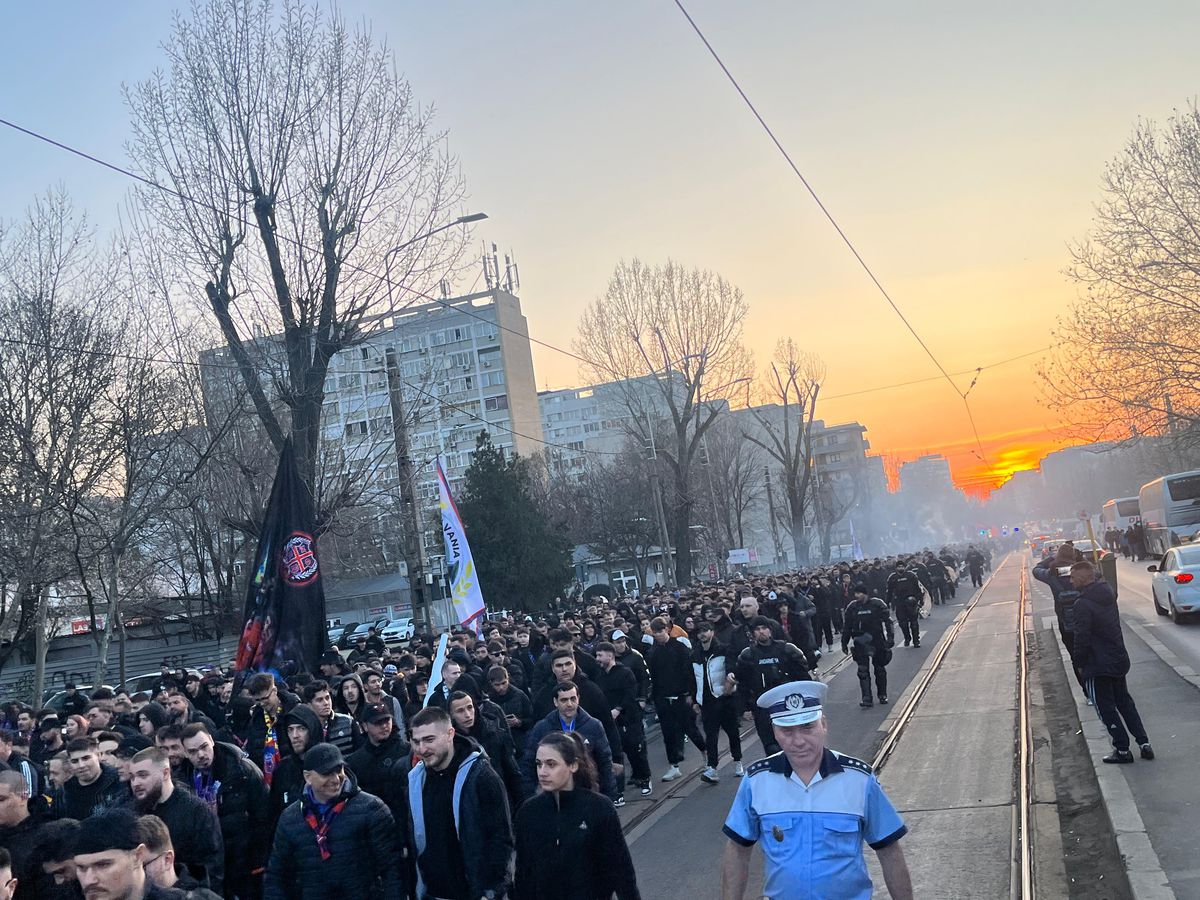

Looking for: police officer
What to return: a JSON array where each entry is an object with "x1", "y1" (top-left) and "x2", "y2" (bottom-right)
[
  {"x1": 720, "y1": 681, "x2": 913, "y2": 900},
  {"x1": 842, "y1": 584, "x2": 895, "y2": 708},
  {"x1": 731, "y1": 616, "x2": 812, "y2": 756},
  {"x1": 885, "y1": 560, "x2": 924, "y2": 648}
]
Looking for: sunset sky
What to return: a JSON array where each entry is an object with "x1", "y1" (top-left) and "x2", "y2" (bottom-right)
[{"x1": 3, "y1": 2, "x2": 1198, "y2": 496}]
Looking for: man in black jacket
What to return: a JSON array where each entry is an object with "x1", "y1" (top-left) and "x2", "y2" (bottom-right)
[
  {"x1": 530, "y1": 652, "x2": 624, "y2": 774},
  {"x1": 128, "y1": 747, "x2": 224, "y2": 893},
  {"x1": 0, "y1": 769, "x2": 49, "y2": 900},
  {"x1": 1070, "y1": 562, "x2": 1154, "y2": 764},
  {"x1": 610, "y1": 631, "x2": 650, "y2": 707},
  {"x1": 594, "y1": 641, "x2": 651, "y2": 800},
  {"x1": 244, "y1": 673, "x2": 299, "y2": 782},
  {"x1": 648, "y1": 618, "x2": 706, "y2": 783},
  {"x1": 300, "y1": 681, "x2": 358, "y2": 754},
  {"x1": 265, "y1": 743, "x2": 404, "y2": 900},
  {"x1": 55, "y1": 736, "x2": 130, "y2": 820},
  {"x1": 267, "y1": 705, "x2": 322, "y2": 836},
  {"x1": 885, "y1": 561, "x2": 925, "y2": 648},
  {"x1": 72, "y1": 808, "x2": 185, "y2": 900},
  {"x1": 841, "y1": 585, "x2": 895, "y2": 708},
  {"x1": 486, "y1": 667, "x2": 534, "y2": 759},
  {"x1": 448, "y1": 692, "x2": 524, "y2": 813},
  {"x1": 732, "y1": 617, "x2": 811, "y2": 756},
  {"x1": 408, "y1": 707, "x2": 513, "y2": 900},
  {"x1": 345, "y1": 703, "x2": 416, "y2": 898},
  {"x1": 179, "y1": 723, "x2": 269, "y2": 900}
]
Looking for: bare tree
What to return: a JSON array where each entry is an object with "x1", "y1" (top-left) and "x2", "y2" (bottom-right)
[
  {"x1": 0, "y1": 191, "x2": 126, "y2": 698},
  {"x1": 572, "y1": 448, "x2": 660, "y2": 592},
  {"x1": 812, "y1": 468, "x2": 861, "y2": 562},
  {"x1": 575, "y1": 259, "x2": 752, "y2": 583},
  {"x1": 125, "y1": 0, "x2": 471, "y2": 519},
  {"x1": 1041, "y1": 102, "x2": 1200, "y2": 446},
  {"x1": 699, "y1": 417, "x2": 762, "y2": 555},
  {"x1": 742, "y1": 340, "x2": 826, "y2": 565}
]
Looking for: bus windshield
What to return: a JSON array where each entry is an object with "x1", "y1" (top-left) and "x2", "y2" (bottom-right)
[{"x1": 1117, "y1": 499, "x2": 1139, "y2": 517}]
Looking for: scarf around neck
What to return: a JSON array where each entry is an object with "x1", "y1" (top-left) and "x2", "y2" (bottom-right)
[{"x1": 302, "y1": 782, "x2": 349, "y2": 861}]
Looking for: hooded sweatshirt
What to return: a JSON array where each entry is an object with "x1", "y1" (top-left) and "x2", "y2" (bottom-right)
[{"x1": 269, "y1": 705, "x2": 323, "y2": 832}]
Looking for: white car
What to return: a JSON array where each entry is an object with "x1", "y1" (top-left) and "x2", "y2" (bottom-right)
[
  {"x1": 381, "y1": 617, "x2": 414, "y2": 645},
  {"x1": 1147, "y1": 546, "x2": 1200, "y2": 623}
]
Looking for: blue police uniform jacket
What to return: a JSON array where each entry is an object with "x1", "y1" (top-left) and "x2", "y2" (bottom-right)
[{"x1": 723, "y1": 747, "x2": 906, "y2": 900}]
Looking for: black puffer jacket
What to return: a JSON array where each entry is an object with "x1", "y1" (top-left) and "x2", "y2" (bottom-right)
[
  {"x1": 178, "y1": 741, "x2": 270, "y2": 880},
  {"x1": 264, "y1": 774, "x2": 403, "y2": 900},
  {"x1": 513, "y1": 787, "x2": 640, "y2": 900},
  {"x1": 1072, "y1": 579, "x2": 1132, "y2": 679},
  {"x1": 55, "y1": 763, "x2": 129, "y2": 820}
]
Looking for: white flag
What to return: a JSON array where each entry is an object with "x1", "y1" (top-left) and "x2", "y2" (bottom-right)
[
  {"x1": 850, "y1": 518, "x2": 865, "y2": 561},
  {"x1": 437, "y1": 459, "x2": 487, "y2": 634}
]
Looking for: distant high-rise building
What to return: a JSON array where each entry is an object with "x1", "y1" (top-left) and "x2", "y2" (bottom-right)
[{"x1": 898, "y1": 454, "x2": 956, "y2": 496}]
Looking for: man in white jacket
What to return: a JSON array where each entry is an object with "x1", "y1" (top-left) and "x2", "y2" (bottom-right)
[{"x1": 692, "y1": 619, "x2": 743, "y2": 784}]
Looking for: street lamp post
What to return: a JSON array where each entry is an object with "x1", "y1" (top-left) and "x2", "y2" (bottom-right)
[{"x1": 395, "y1": 212, "x2": 488, "y2": 251}]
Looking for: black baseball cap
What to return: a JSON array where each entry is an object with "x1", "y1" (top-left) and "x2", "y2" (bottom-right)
[
  {"x1": 303, "y1": 742, "x2": 346, "y2": 775},
  {"x1": 361, "y1": 703, "x2": 394, "y2": 725}
]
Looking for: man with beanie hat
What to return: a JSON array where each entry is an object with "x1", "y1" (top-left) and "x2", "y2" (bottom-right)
[{"x1": 72, "y1": 808, "x2": 187, "y2": 899}]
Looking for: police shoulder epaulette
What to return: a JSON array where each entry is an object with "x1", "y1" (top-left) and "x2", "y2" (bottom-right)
[
  {"x1": 746, "y1": 757, "x2": 775, "y2": 777},
  {"x1": 835, "y1": 753, "x2": 874, "y2": 775}
]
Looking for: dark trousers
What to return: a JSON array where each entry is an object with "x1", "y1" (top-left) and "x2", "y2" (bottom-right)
[
  {"x1": 853, "y1": 646, "x2": 889, "y2": 701},
  {"x1": 618, "y1": 711, "x2": 651, "y2": 783},
  {"x1": 655, "y1": 697, "x2": 706, "y2": 765},
  {"x1": 700, "y1": 696, "x2": 742, "y2": 767},
  {"x1": 1086, "y1": 676, "x2": 1148, "y2": 752},
  {"x1": 895, "y1": 601, "x2": 920, "y2": 644},
  {"x1": 970, "y1": 567, "x2": 984, "y2": 587},
  {"x1": 752, "y1": 706, "x2": 780, "y2": 756},
  {"x1": 814, "y1": 611, "x2": 834, "y2": 647},
  {"x1": 1060, "y1": 629, "x2": 1086, "y2": 689}
]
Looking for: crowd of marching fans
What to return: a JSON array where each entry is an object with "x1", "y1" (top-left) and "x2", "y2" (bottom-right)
[{"x1": 0, "y1": 543, "x2": 993, "y2": 899}]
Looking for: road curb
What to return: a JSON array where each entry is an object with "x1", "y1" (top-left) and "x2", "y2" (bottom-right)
[{"x1": 1046, "y1": 618, "x2": 1175, "y2": 900}]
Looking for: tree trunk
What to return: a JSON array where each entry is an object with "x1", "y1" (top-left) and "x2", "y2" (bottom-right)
[
  {"x1": 791, "y1": 510, "x2": 808, "y2": 566},
  {"x1": 94, "y1": 550, "x2": 121, "y2": 685},
  {"x1": 672, "y1": 494, "x2": 692, "y2": 584}
]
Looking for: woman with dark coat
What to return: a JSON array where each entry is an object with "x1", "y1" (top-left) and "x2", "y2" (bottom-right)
[{"x1": 513, "y1": 732, "x2": 640, "y2": 900}]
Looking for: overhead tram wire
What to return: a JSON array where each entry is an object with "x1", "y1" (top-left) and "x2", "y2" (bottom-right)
[
  {"x1": 820, "y1": 345, "x2": 1051, "y2": 402},
  {"x1": 0, "y1": 116, "x2": 616, "y2": 380},
  {"x1": 671, "y1": 1, "x2": 990, "y2": 462}
]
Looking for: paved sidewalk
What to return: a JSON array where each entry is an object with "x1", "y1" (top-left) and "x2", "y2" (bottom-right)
[{"x1": 1033, "y1": 567, "x2": 1200, "y2": 900}]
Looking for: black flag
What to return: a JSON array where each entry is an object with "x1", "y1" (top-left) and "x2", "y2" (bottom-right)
[{"x1": 235, "y1": 439, "x2": 326, "y2": 677}]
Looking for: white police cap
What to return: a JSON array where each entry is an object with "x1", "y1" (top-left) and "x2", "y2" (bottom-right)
[{"x1": 757, "y1": 680, "x2": 826, "y2": 726}]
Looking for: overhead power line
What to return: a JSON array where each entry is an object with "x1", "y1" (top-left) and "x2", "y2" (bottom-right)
[
  {"x1": 671, "y1": 1, "x2": 990, "y2": 462},
  {"x1": 0, "y1": 116, "x2": 608, "y2": 376}
]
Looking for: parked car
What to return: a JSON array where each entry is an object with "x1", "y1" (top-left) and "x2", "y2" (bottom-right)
[
  {"x1": 121, "y1": 669, "x2": 204, "y2": 696},
  {"x1": 327, "y1": 621, "x2": 361, "y2": 649},
  {"x1": 381, "y1": 617, "x2": 414, "y2": 645},
  {"x1": 42, "y1": 684, "x2": 113, "y2": 711},
  {"x1": 1148, "y1": 545, "x2": 1200, "y2": 623}
]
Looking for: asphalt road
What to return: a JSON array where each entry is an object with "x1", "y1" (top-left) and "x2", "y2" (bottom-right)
[{"x1": 621, "y1": 575, "x2": 992, "y2": 898}]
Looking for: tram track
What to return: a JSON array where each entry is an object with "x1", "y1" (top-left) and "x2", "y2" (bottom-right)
[{"x1": 866, "y1": 553, "x2": 1037, "y2": 899}]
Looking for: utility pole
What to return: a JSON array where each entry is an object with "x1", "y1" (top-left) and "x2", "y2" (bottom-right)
[
  {"x1": 384, "y1": 348, "x2": 432, "y2": 632},
  {"x1": 701, "y1": 436, "x2": 724, "y2": 576},
  {"x1": 646, "y1": 414, "x2": 675, "y2": 588},
  {"x1": 764, "y1": 466, "x2": 783, "y2": 568}
]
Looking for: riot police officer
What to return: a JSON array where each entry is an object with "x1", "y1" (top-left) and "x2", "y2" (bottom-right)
[
  {"x1": 885, "y1": 560, "x2": 924, "y2": 648},
  {"x1": 842, "y1": 585, "x2": 895, "y2": 708}
]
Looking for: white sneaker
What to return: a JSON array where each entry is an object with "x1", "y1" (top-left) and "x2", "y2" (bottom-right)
[
  {"x1": 700, "y1": 766, "x2": 720, "y2": 784},
  {"x1": 734, "y1": 761, "x2": 745, "y2": 777},
  {"x1": 661, "y1": 765, "x2": 682, "y2": 782}
]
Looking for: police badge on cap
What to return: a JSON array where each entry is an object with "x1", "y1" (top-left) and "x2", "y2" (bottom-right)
[{"x1": 757, "y1": 680, "x2": 826, "y2": 726}]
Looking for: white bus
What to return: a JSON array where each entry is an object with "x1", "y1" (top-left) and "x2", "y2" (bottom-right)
[
  {"x1": 1138, "y1": 470, "x2": 1200, "y2": 556},
  {"x1": 1100, "y1": 497, "x2": 1141, "y2": 533}
]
